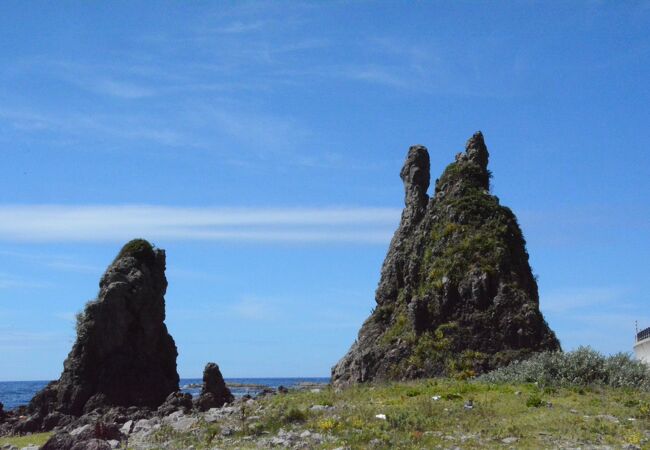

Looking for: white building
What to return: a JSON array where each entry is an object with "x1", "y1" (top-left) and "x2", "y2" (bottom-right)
[{"x1": 634, "y1": 327, "x2": 650, "y2": 364}]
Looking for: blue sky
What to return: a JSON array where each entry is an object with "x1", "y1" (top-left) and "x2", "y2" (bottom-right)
[{"x1": 0, "y1": 1, "x2": 649, "y2": 381}]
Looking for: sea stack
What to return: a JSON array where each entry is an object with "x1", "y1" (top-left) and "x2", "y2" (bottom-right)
[
  {"x1": 332, "y1": 132, "x2": 560, "y2": 387},
  {"x1": 28, "y1": 239, "x2": 179, "y2": 425},
  {"x1": 193, "y1": 362, "x2": 234, "y2": 411}
]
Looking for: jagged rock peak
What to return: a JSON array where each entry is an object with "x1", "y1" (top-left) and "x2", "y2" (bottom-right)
[
  {"x1": 25, "y1": 239, "x2": 179, "y2": 429},
  {"x1": 332, "y1": 133, "x2": 560, "y2": 387},
  {"x1": 464, "y1": 130, "x2": 489, "y2": 169}
]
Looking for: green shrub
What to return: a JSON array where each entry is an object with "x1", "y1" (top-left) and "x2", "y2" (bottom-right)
[
  {"x1": 405, "y1": 388, "x2": 421, "y2": 397},
  {"x1": 480, "y1": 347, "x2": 650, "y2": 389},
  {"x1": 283, "y1": 407, "x2": 308, "y2": 423},
  {"x1": 526, "y1": 394, "x2": 543, "y2": 408}
]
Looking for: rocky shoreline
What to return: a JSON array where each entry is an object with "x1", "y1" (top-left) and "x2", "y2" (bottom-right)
[{"x1": 1, "y1": 383, "x2": 307, "y2": 450}]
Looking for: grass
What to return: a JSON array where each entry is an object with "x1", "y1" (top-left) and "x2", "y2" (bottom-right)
[
  {"x1": 150, "y1": 379, "x2": 650, "y2": 449},
  {"x1": 0, "y1": 432, "x2": 52, "y2": 447}
]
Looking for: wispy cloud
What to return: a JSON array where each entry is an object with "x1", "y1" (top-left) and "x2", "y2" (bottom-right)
[
  {"x1": 541, "y1": 286, "x2": 630, "y2": 314},
  {"x1": 0, "y1": 250, "x2": 102, "y2": 274},
  {"x1": 0, "y1": 329, "x2": 69, "y2": 350},
  {"x1": 213, "y1": 20, "x2": 267, "y2": 34},
  {"x1": 0, "y1": 106, "x2": 187, "y2": 147},
  {"x1": 230, "y1": 296, "x2": 277, "y2": 321},
  {"x1": 540, "y1": 285, "x2": 641, "y2": 353},
  {"x1": 0, "y1": 272, "x2": 51, "y2": 290},
  {"x1": 0, "y1": 205, "x2": 400, "y2": 244},
  {"x1": 90, "y1": 79, "x2": 156, "y2": 99}
]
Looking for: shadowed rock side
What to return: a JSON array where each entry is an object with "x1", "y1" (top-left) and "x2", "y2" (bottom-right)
[
  {"x1": 332, "y1": 132, "x2": 560, "y2": 387},
  {"x1": 27, "y1": 239, "x2": 179, "y2": 427}
]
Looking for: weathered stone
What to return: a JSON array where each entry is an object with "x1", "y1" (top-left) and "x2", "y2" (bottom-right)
[
  {"x1": 332, "y1": 132, "x2": 560, "y2": 386},
  {"x1": 70, "y1": 439, "x2": 111, "y2": 450},
  {"x1": 25, "y1": 240, "x2": 179, "y2": 427},
  {"x1": 193, "y1": 363, "x2": 233, "y2": 411},
  {"x1": 157, "y1": 392, "x2": 193, "y2": 416},
  {"x1": 41, "y1": 432, "x2": 75, "y2": 450}
]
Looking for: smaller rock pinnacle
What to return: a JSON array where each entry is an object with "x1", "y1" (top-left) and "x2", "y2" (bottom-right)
[{"x1": 400, "y1": 145, "x2": 430, "y2": 210}]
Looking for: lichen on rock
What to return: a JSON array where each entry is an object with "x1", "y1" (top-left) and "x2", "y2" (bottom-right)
[{"x1": 332, "y1": 132, "x2": 560, "y2": 387}]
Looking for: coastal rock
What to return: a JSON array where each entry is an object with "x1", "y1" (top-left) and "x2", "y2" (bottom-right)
[
  {"x1": 42, "y1": 422, "x2": 123, "y2": 449},
  {"x1": 193, "y1": 363, "x2": 234, "y2": 411},
  {"x1": 158, "y1": 392, "x2": 192, "y2": 416},
  {"x1": 41, "y1": 432, "x2": 76, "y2": 450},
  {"x1": 332, "y1": 132, "x2": 560, "y2": 386},
  {"x1": 27, "y1": 239, "x2": 179, "y2": 426}
]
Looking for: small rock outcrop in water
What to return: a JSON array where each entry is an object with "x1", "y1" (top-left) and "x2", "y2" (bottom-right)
[
  {"x1": 332, "y1": 132, "x2": 560, "y2": 387},
  {"x1": 193, "y1": 362, "x2": 234, "y2": 411},
  {"x1": 27, "y1": 239, "x2": 179, "y2": 427}
]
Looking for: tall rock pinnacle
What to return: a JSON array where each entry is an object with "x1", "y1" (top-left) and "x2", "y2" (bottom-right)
[
  {"x1": 27, "y1": 239, "x2": 179, "y2": 427},
  {"x1": 332, "y1": 133, "x2": 560, "y2": 387}
]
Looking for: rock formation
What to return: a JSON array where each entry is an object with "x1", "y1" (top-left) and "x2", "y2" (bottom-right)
[
  {"x1": 27, "y1": 239, "x2": 179, "y2": 427},
  {"x1": 193, "y1": 362, "x2": 234, "y2": 411},
  {"x1": 332, "y1": 132, "x2": 560, "y2": 387}
]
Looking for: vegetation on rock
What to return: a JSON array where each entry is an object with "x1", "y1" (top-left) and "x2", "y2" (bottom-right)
[
  {"x1": 332, "y1": 132, "x2": 559, "y2": 387},
  {"x1": 114, "y1": 238, "x2": 156, "y2": 265}
]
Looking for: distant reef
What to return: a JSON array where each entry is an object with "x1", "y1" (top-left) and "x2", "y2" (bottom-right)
[
  {"x1": 332, "y1": 132, "x2": 560, "y2": 387},
  {"x1": 19, "y1": 239, "x2": 180, "y2": 431}
]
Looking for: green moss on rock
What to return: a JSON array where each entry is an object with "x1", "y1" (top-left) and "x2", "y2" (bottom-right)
[
  {"x1": 114, "y1": 238, "x2": 156, "y2": 264},
  {"x1": 332, "y1": 132, "x2": 560, "y2": 387}
]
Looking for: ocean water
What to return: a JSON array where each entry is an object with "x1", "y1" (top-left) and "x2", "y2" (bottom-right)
[{"x1": 0, "y1": 377, "x2": 330, "y2": 411}]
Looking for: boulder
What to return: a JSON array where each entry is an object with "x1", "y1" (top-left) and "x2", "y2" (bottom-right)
[
  {"x1": 41, "y1": 432, "x2": 76, "y2": 450},
  {"x1": 193, "y1": 363, "x2": 233, "y2": 411},
  {"x1": 332, "y1": 132, "x2": 560, "y2": 386},
  {"x1": 157, "y1": 392, "x2": 193, "y2": 416},
  {"x1": 26, "y1": 239, "x2": 179, "y2": 427}
]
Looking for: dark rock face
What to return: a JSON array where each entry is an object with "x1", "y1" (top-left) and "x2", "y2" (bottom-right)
[
  {"x1": 28, "y1": 239, "x2": 179, "y2": 424},
  {"x1": 332, "y1": 132, "x2": 560, "y2": 387},
  {"x1": 193, "y1": 363, "x2": 233, "y2": 411}
]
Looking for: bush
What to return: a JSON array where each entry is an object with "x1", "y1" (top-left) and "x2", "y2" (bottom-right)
[
  {"x1": 282, "y1": 407, "x2": 308, "y2": 423},
  {"x1": 479, "y1": 347, "x2": 650, "y2": 389},
  {"x1": 526, "y1": 394, "x2": 543, "y2": 408}
]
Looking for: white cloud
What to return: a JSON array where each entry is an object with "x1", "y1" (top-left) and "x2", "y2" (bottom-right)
[{"x1": 0, "y1": 205, "x2": 400, "y2": 244}]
